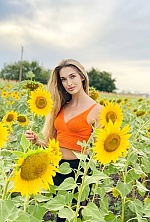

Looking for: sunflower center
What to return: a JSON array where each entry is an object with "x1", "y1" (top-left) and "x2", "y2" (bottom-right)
[
  {"x1": 20, "y1": 153, "x2": 49, "y2": 181},
  {"x1": 35, "y1": 97, "x2": 47, "y2": 109},
  {"x1": 6, "y1": 114, "x2": 14, "y2": 122},
  {"x1": 106, "y1": 111, "x2": 117, "y2": 123},
  {"x1": 104, "y1": 133, "x2": 120, "y2": 152},
  {"x1": 17, "y1": 116, "x2": 26, "y2": 123}
]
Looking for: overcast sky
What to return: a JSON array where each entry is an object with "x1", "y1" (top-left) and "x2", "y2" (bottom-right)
[{"x1": 0, "y1": 0, "x2": 150, "y2": 94}]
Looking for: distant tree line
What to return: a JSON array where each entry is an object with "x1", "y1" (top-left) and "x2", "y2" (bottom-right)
[{"x1": 0, "y1": 60, "x2": 117, "y2": 92}]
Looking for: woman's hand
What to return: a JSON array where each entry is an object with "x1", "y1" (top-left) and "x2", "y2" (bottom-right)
[
  {"x1": 24, "y1": 130, "x2": 38, "y2": 144},
  {"x1": 25, "y1": 130, "x2": 47, "y2": 147}
]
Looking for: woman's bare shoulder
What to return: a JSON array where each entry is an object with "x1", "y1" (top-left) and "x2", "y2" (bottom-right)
[{"x1": 94, "y1": 103, "x2": 103, "y2": 112}]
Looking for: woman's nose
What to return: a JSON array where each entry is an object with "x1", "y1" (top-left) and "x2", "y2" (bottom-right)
[{"x1": 67, "y1": 79, "x2": 73, "y2": 85}]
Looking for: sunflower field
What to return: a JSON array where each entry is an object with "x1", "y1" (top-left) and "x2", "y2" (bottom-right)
[{"x1": 0, "y1": 79, "x2": 150, "y2": 222}]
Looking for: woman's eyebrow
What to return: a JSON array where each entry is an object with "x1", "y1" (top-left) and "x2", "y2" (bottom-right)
[
  {"x1": 60, "y1": 72, "x2": 76, "y2": 78},
  {"x1": 69, "y1": 72, "x2": 76, "y2": 76}
]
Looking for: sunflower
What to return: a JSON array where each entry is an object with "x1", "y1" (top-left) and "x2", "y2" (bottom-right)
[
  {"x1": 93, "y1": 120, "x2": 131, "y2": 164},
  {"x1": 28, "y1": 87, "x2": 53, "y2": 116},
  {"x1": 89, "y1": 87, "x2": 100, "y2": 101},
  {"x1": 0, "y1": 122, "x2": 9, "y2": 148},
  {"x1": 11, "y1": 91, "x2": 20, "y2": 100},
  {"x1": 136, "y1": 110, "x2": 146, "y2": 117},
  {"x1": 99, "y1": 102, "x2": 123, "y2": 128},
  {"x1": 112, "y1": 187, "x2": 120, "y2": 198},
  {"x1": 23, "y1": 80, "x2": 43, "y2": 91},
  {"x1": 17, "y1": 114, "x2": 29, "y2": 127},
  {"x1": 2, "y1": 90, "x2": 9, "y2": 98},
  {"x1": 6, "y1": 84, "x2": 11, "y2": 89},
  {"x1": 2, "y1": 111, "x2": 18, "y2": 125},
  {"x1": 11, "y1": 148, "x2": 59, "y2": 198},
  {"x1": 47, "y1": 139, "x2": 62, "y2": 166}
]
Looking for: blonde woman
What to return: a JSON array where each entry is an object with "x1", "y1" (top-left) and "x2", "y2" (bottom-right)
[{"x1": 25, "y1": 59, "x2": 102, "y2": 221}]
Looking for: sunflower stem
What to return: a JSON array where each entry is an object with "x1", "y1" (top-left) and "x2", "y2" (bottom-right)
[
  {"x1": 68, "y1": 144, "x2": 90, "y2": 208},
  {"x1": 68, "y1": 157, "x2": 83, "y2": 208},
  {"x1": 74, "y1": 153, "x2": 94, "y2": 221},
  {"x1": 24, "y1": 197, "x2": 29, "y2": 212},
  {"x1": 34, "y1": 196, "x2": 38, "y2": 205},
  {"x1": 91, "y1": 182, "x2": 98, "y2": 203},
  {"x1": 2, "y1": 179, "x2": 10, "y2": 200},
  {"x1": 121, "y1": 197, "x2": 125, "y2": 222}
]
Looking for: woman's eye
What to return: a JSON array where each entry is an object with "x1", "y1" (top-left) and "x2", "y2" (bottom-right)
[{"x1": 70, "y1": 75, "x2": 75, "y2": 79}]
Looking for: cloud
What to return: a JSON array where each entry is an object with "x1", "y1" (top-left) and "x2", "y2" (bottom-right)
[{"x1": 0, "y1": 0, "x2": 150, "y2": 94}]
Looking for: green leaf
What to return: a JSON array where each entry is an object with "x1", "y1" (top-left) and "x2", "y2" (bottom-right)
[
  {"x1": 58, "y1": 207, "x2": 75, "y2": 221},
  {"x1": 56, "y1": 190, "x2": 73, "y2": 203},
  {"x1": 80, "y1": 185, "x2": 90, "y2": 201},
  {"x1": 73, "y1": 151, "x2": 87, "y2": 161},
  {"x1": 26, "y1": 71, "x2": 35, "y2": 78},
  {"x1": 84, "y1": 175, "x2": 97, "y2": 185},
  {"x1": 100, "y1": 197, "x2": 109, "y2": 212},
  {"x1": 28, "y1": 205, "x2": 46, "y2": 220},
  {"x1": 143, "y1": 199, "x2": 150, "y2": 217},
  {"x1": 45, "y1": 192, "x2": 73, "y2": 211},
  {"x1": 20, "y1": 134, "x2": 31, "y2": 152},
  {"x1": 96, "y1": 187, "x2": 105, "y2": 199},
  {"x1": 0, "y1": 200, "x2": 31, "y2": 222},
  {"x1": 128, "y1": 199, "x2": 143, "y2": 215},
  {"x1": 92, "y1": 170, "x2": 110, "y2": 180},
  {"x1": 134, "y1": 165, "x2": 145, "y2": 175},
  {"x1": 14, "y1": 212, "x2": 30, "y2": 221},
  {"x1": 12, "y1": 151, "x2": 25, "y2": 158},
  {"x1": 45, "y1": 195, "x2": 66, "y2": 211},
  {"x1": 128, "y1": 152, "x2": 138, "y2": 164},
  {"x1": 116, "y1": 181, "x2": 132, "y2": 198},
  {"x1": 34, "y1": 194, "x2": 51, "y2": 202},
  {"x1": 59, "y1": 162, "x2": 72, "y2": 174},
  {"x1": 0, "y1": 200, "x2": 16, "y2": 222},
  {"x1": 126, "y1": 168, "x2": 140, "y2": 183},
  {"x1": 136, "y1": 180, "x2": 149, "y2": 192},
  {"x1": 105, "y1": 212, "x2": 122, "y2": 222},
  {"x1": 82, "y1": 202, "x2": 105, "y2": 222},
  {"x1": 56, "y1": 177, "x2": 77, "y2": 190}
]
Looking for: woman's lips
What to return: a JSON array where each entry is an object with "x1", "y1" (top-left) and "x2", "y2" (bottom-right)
[{"x1": 68, "y1": 87, "x2": 75, "y2": 91}]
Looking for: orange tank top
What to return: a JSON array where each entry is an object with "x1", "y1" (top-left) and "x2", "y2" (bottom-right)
[{"x1": 54, "y1": 103, "x2": 97, "y2": 151}]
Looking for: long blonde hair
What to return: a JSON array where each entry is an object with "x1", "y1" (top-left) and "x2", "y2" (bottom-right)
[{"x1": 42, "y1": 59, "x2": 89, "y2": 142}]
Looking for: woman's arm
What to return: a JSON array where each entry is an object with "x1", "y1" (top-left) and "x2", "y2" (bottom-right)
[{"x1": 25, "y1": 130, "x2": 47, "y2": 147}]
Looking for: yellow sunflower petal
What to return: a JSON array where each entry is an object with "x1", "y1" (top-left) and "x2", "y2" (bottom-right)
[
  {"x1": 93, "y1": 120, "x2": 131, "y2": 164},
  {"x1": 0, "y1": 122, "x2": 9, "y2": 148},
  {"x1": 99, "y1": 102, "x2": 123, "y2": 128},
  {"x1": 28, "y1": 87, "x2": 53, "y2": 116},
  {"x1": 17, "y1": 115, "x2": 29, "y2": 127},
  {"x1": 11, "y1": 148, "x2": 59, "y2": 198},
  {"x1": 2, "y1": 111, "x2": 18, "y2": 125}
]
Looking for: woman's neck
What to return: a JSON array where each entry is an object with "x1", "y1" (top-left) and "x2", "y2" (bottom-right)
[{"x1": 69, "y1": 92, "x2": 90, "y2": 107}]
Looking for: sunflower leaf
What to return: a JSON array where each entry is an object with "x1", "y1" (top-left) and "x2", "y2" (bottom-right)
[
  {"x1": 56, "y1": 178, "x2": 77, "y2": 190},
  {"x1": 20, "y1": 134, "x2": 31, "y2": 152},
  {"x1": 59, "y1": 162, "x2": 72, "y2": 174},
  {"x1": 116, "y1": 181, "x2": 132, "y2": 198},
  {"x1": 82, "y1": 202, "x2": 105, "y2": 222},
  {"x1": 58, "y1": 207, "x2": 75, "y2": 221}
]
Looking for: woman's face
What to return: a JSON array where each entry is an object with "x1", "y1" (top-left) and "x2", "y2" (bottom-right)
[{"x1": 59, "y1": 66, "x2": 84, "y2": 94}]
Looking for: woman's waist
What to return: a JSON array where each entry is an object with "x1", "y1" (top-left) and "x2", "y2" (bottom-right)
[{"x1": 60, "y1": 146, "x2": 89, "y2": 160}]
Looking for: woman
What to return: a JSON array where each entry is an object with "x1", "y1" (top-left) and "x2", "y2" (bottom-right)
[{"x1": 25, "y1": 59, "x2": 102, "y2": 221}]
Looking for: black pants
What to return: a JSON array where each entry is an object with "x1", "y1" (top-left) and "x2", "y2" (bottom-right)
[
  {"x1": 53, "y1": 159, "x2": 90, "y2": 222},
  {"x1": 53, "y1": 159, "x2": 82, "y2": 186}
]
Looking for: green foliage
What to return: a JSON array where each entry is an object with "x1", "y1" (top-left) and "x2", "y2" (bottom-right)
[
  {"x1": 0, "y1": 81, "x2": 150, "y2": 222},
  {"x1": 87, "y1": 68, "x2": 117, "y2": 92},
  {"x1": 0, "y1": 60, "x2": 50, "y2": 84}
]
